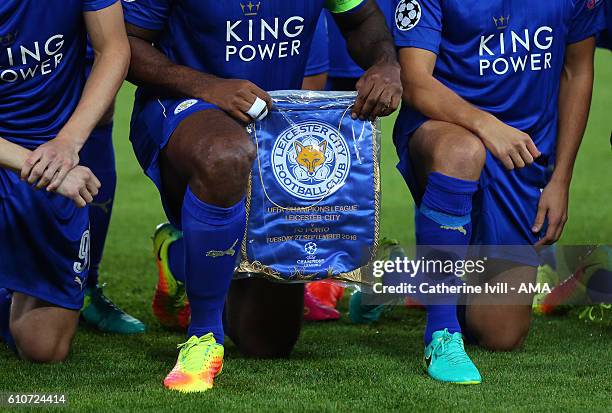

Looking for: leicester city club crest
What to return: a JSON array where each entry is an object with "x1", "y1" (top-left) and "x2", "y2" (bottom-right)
[{"x1": 272, "y1": 121, "x2": 351, "y2": 201}]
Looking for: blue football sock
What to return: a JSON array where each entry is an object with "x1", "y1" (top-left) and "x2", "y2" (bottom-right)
[
  {"x1": 416, "y1": 173, "x2": 478, "y2": 345},
  {"x1": 79, "y1": 123, "x2": 116, "y2": 288},
  {"x1": 167, "y1": 237, "x2": 186, "y2": 284},
  {"x1": 182, "y1": 188, "x2": 246, "y2": 344},
  {"x1": 0, "y1": 288, "x2": 16, "y2": 352}
]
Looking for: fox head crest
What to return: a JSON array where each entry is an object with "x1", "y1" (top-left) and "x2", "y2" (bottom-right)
[{"x1": 294, "y1": 141, "x2": 327, "y2": 175}]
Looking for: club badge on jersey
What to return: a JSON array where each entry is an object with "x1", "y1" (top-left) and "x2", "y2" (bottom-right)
[{"x1": 237, "y1": 91, "x2": 380, "y2": 282}]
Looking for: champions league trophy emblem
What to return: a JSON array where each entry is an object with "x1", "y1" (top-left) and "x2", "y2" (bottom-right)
[{"x1": 237, "y1": 91, "x2": 380, "y2": 282}]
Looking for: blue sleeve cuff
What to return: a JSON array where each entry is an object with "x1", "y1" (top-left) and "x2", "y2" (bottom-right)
[
  {"x1": 395, "y1": 39, "x2": 440, "y2": 55},
  {"x1": 567, "y1": 22, "x2": 607, "y2": 44},
  {"x1": 304, "y1": 60, "x2": 330, "y2": 77},
  {"x1": 124, "y1": 13, "x2": 166, "y2": 31},
  {"x1": 83, "y1": 0, "x2": 118, "y2": 12}
]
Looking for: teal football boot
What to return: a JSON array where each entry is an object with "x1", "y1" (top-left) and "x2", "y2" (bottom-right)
[
  {"x1": 81, "y1": 285, "x2": 145, "y2": 334},
  {"x1": 349, "y1": 239, "x2": 406, "y2": 324},
  {"x1": 424, "y1": 329, "x2": 481, "y2": 384}
]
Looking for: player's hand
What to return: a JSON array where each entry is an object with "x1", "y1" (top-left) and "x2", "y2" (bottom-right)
[
  {"x1": 352, "y1": 61, "x2": 402, "y2": 121},
  {"x1": 533, "y1": 179, "x2": 569, "y2": 249},
  {"x1": 54, "y1": 166, "x2": 101, "y2": 208},
  {"x1": 21, "y1": 136, "x2": 80, "y2": 191},
  {"x1": 476, "y1": 115, "x2": 541, "y2": 170},
  {"x1": 203, "y1": 79, "x2": 273, "y2": 124}
]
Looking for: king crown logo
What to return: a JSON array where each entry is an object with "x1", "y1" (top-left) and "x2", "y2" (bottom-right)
[
  {"x1": 493, "y1": 15, "x2": 510, "y2": 30},
  {"x1": 240, "y1": 1, "x2": 261, "y2": 16}
]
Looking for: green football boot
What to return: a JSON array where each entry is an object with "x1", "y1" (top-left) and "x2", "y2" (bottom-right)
[
  {"x1": 349, "y1": 239, "x2": 406, "y2": 324},
  {"x1": 424, "y1": 329, "x2": 481, "y2": 385},
  {"x1": 81, "y1": 285, "x2": 145, "y2": 334}
]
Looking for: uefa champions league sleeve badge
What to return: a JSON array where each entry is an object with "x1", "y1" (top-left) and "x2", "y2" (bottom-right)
[{"x1": 237, "y1": 91, "x2": 381, "y2": 282}]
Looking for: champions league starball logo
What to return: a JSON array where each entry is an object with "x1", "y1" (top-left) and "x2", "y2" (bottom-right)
[
  {"x1": 304, "y1": 242, "x2": 318, "y2": 255},
  {"x1": 272, "y1": 121, "x2": 351, "y2": 201},
  {"x1": 395, "y1": 0, "x2": 422, "y2": 32}
]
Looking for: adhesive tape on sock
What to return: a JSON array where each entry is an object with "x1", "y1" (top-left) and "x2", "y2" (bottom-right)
[{"x1": 246, "y1": 97, "x2": 268, "y2": 121}]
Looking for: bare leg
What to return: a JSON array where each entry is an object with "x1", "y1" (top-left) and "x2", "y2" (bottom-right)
[
  {"x1": 225, "y1": 279, "x2": 304, "y2": 358},
  {"x1": 10, "y1": 293, "x2": 79, "y2": 363},
  {"x1": 465, "y1": 262, "x2": 537, "y2": 351}
]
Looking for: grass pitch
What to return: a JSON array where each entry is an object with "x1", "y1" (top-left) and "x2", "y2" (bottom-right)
[{"x1": 0, "y1": 51, "x2": 611, "y2": 412}]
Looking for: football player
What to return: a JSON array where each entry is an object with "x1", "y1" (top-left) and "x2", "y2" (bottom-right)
[
  {"x1": 123, "y1": 0, "x2": 401, "y2": 392},
  {"x1": 0, "y1": 0, "x2": 129, "y2": 362},
  {"x1": 393, "y1": 0, "x2": 605, "y2": 384},
  {"x1": 78, "y1": 45, "x2": 145, "y2": 335}
]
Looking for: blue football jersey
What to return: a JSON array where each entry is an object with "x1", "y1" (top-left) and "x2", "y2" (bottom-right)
[
  {"x1": 122, "y1": 0, "x2": 366, "y2": 92},
  {"x1": 393, "y1": 0, "x2": 606, "y2": 158},
  {"x1": 304, "y1": 12, "x2": 330, "y2": 77},
  {"x1": 0, "y1": 0, "x2": 118, "y2": 148},
  {"x1": 327, "y1": 0, "x2": 393, "y2": 78},
  {"x1": 597, "y1": 0, "x2": 612, "y2": 49}
]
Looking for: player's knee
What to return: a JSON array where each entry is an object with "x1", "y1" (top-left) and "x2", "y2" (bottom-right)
[
  {"x1": 443, "y1": 134, "x2": 486, "y2": 175},
  {"x1": 422, "y1": 124, "x2": 486, "y2": 179},
  {"x1": 192, "y1": 136, "x2": 256, "y2": 197},
  {"x1": 13, "y1": 329, "x2": 71, "y2": 363}
]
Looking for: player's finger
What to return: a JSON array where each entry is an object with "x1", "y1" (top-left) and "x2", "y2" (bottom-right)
[
  {"x1": 91, "y1": 172, "x2": 101, "y2": 189},
  {"x1": 518, "y1": 144, "x2": 534, "y2": 165},
  {"x1": 72, "y1": 194, "x2": 87, "y2": 208},
  {"x1": 80, "y1": 186, "x2": 94, "y2": 204},
  {"x1": 48, "y1": 164, "x2": 71, "y2": 191},
  {"x1": 359, "y1": 85, "x2": 385, "y2": 121},
  {"x1": 372, "y1": 89, "x2": 394, "y2": 119},
  {"x1": 27, "y1": 157, "x2": 51, "y2": 185},
  {"x1": 35, "y1": 160, "x2": 61, "y2": 189},
  {"x1": 500, "y1": 155, "x2": 515, "y2": 170},
  {"x1": 237, "y1": 95, "x2": 256, "y2": 113},
  {"x1": 535, "y1": 221, "x2": 558, "y2": 247},
  {"x1": 389, "y1": 93, "x2": 402, "y2": 115},
  {"x1": 248, "y1": 84, "x2": 273, "y2": 110},
  {"x1": 526, "y1": 139, "x2": 541, "y2": 158},
  {"x1": 532, "y1": 204, "x2": 547, "y2": 233},
  {"x1": 231, "y1": 108, "x2": 253, "y2": 124},
  {"x1": 536, "y1": 209, "x2": 562, "y2": 246},
  {"x1": 21, "y1": 151, "x2": 43, "y2": 181},
  {"x1": 85, "y1": 179, "x2": 99, "y2": 197},
  {"x1": 509, "y1": 150, "x2": 525, "y2": 169},
  {"x1": 353, "y1": 78, "x2": 375, "y2": 119},
  {"x1": 243, "y1": 91, "x2": 269, "y2": 121}
]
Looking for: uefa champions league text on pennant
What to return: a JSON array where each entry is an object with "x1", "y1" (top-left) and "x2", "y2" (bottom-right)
[{"x1": 238, "y1": 91, "x2": 380, "y2": 282}]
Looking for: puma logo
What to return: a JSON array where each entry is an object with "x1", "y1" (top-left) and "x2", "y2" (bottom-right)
[
  {"x1": 74, "y1": 276, "x2": 84, "y2": 290},
  {"x1": 440, "y1": 225, "x2": 467, "y2": 236},
  {"x1": 295, "y1": 141, "x2": 327, "y2": 175},
  {"x1": 91, "y1": 198, "x2": 112, "y2": 214},
  {"x1": 206, "y1": 239, "x2": 239, "y2": 258}
]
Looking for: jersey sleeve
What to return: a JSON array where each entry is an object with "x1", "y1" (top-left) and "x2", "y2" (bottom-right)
[
  {"x1": 122, "y1": 0, "x2": 172, "y2": 31},
  {"x1": 567, "y1": 0, "x2": 607, "y2": 44},
  {"x1": 326, "y1": 0, "x2": 367, "y2": 14},
  {"x1": 305, "y1": 13, "x2": 330, "y2": 77},
  {"x1": 393, "y1": 0, "x2": 442, "y2": 54},
  {"x1": 83, "y1": 0, "x2": 118, "y2": 12}
]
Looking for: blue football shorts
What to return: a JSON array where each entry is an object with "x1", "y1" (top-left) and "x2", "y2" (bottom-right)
[{"x1": 0, "y1": 168, "x2": 90, "y2": 310}]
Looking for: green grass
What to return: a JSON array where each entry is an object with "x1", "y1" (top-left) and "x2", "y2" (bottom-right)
[{"x1": 1, "y1": 51, "x2": 611, "y2": 412}]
